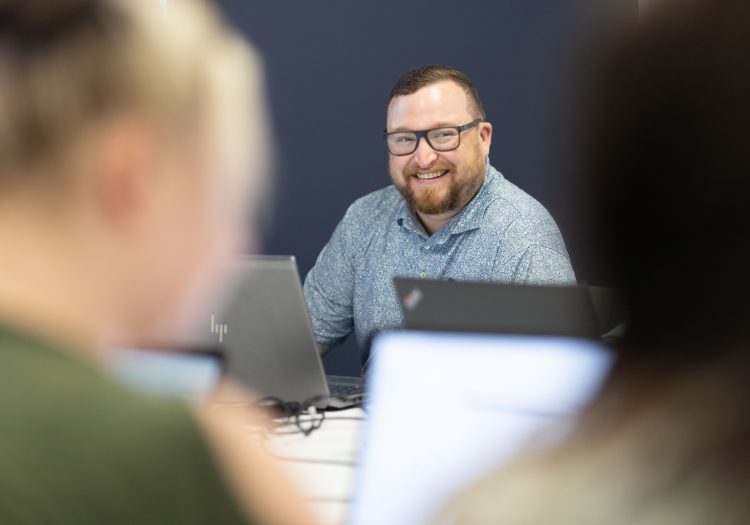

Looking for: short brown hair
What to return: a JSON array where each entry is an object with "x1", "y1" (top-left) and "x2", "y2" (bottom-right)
[{"x1": 387, "y1": 65, "x2": 486, "y2": 121}]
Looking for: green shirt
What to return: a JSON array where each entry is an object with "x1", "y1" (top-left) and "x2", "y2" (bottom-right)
[{"x1": 0, "y1": 324, "x2": 250, "y2": 524}]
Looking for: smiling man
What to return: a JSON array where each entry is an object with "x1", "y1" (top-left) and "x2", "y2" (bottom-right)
[{"x1": 304, "y1": 66, "x2": 576, "y2": 367}]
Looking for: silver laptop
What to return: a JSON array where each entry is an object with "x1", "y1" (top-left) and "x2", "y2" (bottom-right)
[
  {"x1": 117, "y1": 256, "x2": 363, "y2": 409},
  {"x1": 348, "y1": 331, "x2": 614, "y2": 525}
]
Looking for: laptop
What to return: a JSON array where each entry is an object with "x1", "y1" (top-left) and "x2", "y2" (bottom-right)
[
  {"x1": 113, "y1": 256, "x2": 363, "y2": 409},
  {"x1": 587, "y1": 284, "x2": 628, "y2": 336},
  {"x1": 394, "y1": 278, "x2": 602, "y2": 339},
  {"x1": 347, "y1": 330, "x2": 614, "y2": 525}
]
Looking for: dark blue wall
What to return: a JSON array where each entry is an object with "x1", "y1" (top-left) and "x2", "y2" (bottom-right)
[{"x1": 214, "y1": 0, "x2": 631, "y2": 376}]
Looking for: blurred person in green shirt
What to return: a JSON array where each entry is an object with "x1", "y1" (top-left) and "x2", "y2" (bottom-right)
[{"x1": 0, "y1": 1, "x2": 315, "y2": 524}]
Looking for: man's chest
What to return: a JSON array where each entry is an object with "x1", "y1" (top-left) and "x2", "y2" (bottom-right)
[{"x1": 351, "y1": 227, "x2": 498, "y2": 293}]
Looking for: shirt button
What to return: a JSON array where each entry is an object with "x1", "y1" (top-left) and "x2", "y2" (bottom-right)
[
  {"x1": 423, "y1": 245, "x2": 431, "y2": 251},
  {"x1": 419, "y1": 272, "x2": 427, "y2": 279}
]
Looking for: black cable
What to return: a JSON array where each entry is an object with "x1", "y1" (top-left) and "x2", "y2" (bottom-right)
[
  {"x1": 254, "y1": 395, "x2": 328, "y2": 436},
  {"x1": 277, "y1": 415, "x2": 365, "y2": 425}
]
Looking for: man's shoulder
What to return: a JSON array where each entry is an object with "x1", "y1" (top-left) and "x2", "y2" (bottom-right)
[
  {"x1": 477, "y1": 168, "x2": 569, "y2": 257},
  {"x1": 0, "y1": 327, "x2": 247, "y2": 524},
  {"x1": 486, "y1": 172, "x2": 551, "y2": 221},
  {"x1": 484, "y1": 171, "x2": 560, "y2": 232},
  {"x1": 349, "y1": 184, "x2": 402, "y2": 212},
  {"x1": 339, "y1": 184, "x2": 403, "y2": 226},
  {"x1": 0, "y1": 327, "x2": 196, "y2": 446}
]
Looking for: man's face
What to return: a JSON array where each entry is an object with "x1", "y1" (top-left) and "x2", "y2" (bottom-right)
[{"x1": 386, "y1": 80, "x2": 492, "y2": 216}]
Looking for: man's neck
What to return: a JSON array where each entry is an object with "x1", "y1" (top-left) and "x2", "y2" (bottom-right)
[{"x1": 416, "y1": 209, "x2": 461, "y2": 236}]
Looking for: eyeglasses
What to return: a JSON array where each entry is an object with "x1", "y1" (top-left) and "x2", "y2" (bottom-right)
[{"x1": 383, "y1": 118, "x2": 482, "y2": 156}]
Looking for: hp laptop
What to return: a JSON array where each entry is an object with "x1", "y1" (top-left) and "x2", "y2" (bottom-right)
[
  {"x1": 394, "y1": 278, "x2": 602, "y2": 339},
  {"x1": 114, "y1": 256, "x2": 363, "y2": 409}
]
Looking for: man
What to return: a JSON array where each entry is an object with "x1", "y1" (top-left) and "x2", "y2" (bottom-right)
[{"x1": 304, "y1": 66, "x2": 575, "y2": 366}]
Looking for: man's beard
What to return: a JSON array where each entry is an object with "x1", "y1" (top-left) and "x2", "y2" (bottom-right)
[{"x1": 390, "y1": 148, "x2": 486, "y2": 216}]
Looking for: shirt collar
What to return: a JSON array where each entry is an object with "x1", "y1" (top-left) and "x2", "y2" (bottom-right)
[{"x1": 396, "y1": 159, "x2": 500, "y2": 238}]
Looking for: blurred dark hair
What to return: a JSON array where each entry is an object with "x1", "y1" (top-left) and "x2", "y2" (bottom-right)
[
  {"x1": 586, "y1": 0, "x2": 750, "y2": 362},
  {"x1": 0, "y1": 0, "x2": 250, "y2": 183}
]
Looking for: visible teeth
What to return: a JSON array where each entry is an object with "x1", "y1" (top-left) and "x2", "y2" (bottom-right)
[{"x1": 416, "y1": 170, "x2": 446, "y2": 180}]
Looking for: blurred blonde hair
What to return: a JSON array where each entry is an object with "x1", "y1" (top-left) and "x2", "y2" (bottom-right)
[{"x1": 0, "y1": 0, "x2": 265, "y2": 189}]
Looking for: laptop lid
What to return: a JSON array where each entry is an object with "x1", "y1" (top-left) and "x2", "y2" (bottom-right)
[
  {"x1": 394, "y1": 278, "x2": 601, "y2": 339},
  {"x1": 587, "y1": 285, "x2": 628, "y2": 335},
  {"x1": 215, "y1": 256, "x2": 331, "y2": 405},
  {"x1": 348, "y1": 330, "x2": 614, "y2": 525},
  {"x1": 141, "y1": 255, "x2": 331, "y2": 407}
]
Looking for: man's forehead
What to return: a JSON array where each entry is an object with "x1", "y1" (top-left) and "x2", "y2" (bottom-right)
[{"x1": 386, "y1": 80, "x2": 476, "y2": 131}]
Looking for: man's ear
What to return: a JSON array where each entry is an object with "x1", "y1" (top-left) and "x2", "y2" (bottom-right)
[
  {"x1": 88, "y1": 114, "x2": 161, "y2": 230},
  {"x1": 479, "y1": 121, "x2": 493, "y2": 157}
]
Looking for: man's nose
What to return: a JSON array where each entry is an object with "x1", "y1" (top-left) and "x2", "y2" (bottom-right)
[{"x1": 414, "y1": 137, "x2": 438, "y2": 168}]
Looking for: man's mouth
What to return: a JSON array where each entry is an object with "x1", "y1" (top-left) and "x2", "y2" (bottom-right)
[{"x1": 413, "y1": 169, "x2": 449, "y2": 180}]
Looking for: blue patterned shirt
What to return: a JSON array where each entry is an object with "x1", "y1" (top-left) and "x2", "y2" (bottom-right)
[{"x1": 303, "y1": 162, "x2": 576, "y2": 366}]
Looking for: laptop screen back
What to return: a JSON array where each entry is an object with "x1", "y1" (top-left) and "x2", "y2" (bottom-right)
[
  {"x1": 395, "y1": 278, "x2": 601, "y2": 339},
  {"x1": 348, "y1": 331, "x2": 614, "y2": 525},
  {"x1": 123, "y1": 256, "x2": 331, "y2": 406}
]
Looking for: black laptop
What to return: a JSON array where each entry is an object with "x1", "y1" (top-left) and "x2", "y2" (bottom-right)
[{"x1": 394, "y1": 278, "x2": 602, "y2": 339}]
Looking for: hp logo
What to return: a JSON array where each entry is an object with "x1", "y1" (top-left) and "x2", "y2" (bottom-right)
[{"x1": 210, "y1": 315, "x2": 228, "y2": 343}]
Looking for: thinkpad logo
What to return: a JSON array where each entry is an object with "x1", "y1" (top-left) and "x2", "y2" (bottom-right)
[{"x1": 403, "y1": 288, "x2": 424, "y2": 311}]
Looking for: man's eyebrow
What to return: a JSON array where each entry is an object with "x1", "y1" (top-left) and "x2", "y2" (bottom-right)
[{"x1": 387, "y1": 121, "x2": 462, "y2": 133}]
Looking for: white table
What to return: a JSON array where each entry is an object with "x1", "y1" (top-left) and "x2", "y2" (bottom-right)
[{"x1": 261, "y1": 408, "x2": 366, "y2": 525}]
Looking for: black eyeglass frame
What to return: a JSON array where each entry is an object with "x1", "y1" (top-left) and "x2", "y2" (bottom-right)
[{"x1": 382, "y1": 118, "x2": 483, "y2": 156}]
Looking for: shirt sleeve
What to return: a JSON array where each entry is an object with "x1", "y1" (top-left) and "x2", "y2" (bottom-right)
[
  {"x1": 500, "y1": 244, "x2": 577, "y2": 285},
  {"x1": 303, "y1": 207, "x2": 358, "y2": 350}
]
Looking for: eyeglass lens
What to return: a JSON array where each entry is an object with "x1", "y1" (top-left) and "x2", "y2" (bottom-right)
[{"x1": 387, "y1": 127, "x2": 461, "y2": 155}]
